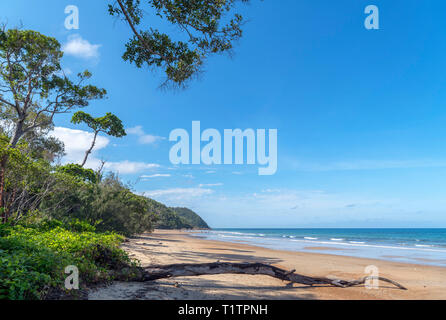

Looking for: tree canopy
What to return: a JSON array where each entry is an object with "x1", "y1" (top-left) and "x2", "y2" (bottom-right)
[
  {"x1": 108, "y1": 0, "x2": 250, "y2": 88},
  {"x1": 71, "y1": 111, "x2": 126, "y2": 138},
  {"x1": 71, "y1": 111, "x2": 126, "y2": 167}
]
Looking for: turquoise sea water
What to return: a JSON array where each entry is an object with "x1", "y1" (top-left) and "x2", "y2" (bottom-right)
[{"x1": 188, "y1": 228, "x2": 446, "y2": 267}]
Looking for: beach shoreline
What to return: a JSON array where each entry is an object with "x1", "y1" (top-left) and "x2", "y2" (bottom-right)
[
  {"x1": 187, "y1": 228, "x2": 446, "y2": 267},
  {"x1": 89, "y1": 230, "x2": 446, "y2": 300}
]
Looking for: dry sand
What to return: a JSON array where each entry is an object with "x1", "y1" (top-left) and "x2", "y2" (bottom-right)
[{"x1": 88, "y1": 230, "x2": 446, "y2": 300}]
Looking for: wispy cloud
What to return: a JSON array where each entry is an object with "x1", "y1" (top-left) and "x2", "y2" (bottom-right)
[
  {"x1": 62, "y1": 34, "x2": 101, "y2": 59},
  {"x1": 104, "y1": 161, "x2": 159, "y2": 174},
  {"x1": 176, "y1": 188, "x2": 405, "y2": 228},
  {"x1": 142, "y1": 187, "x2": 213, "y2": 201},
  {"x1": 199, "y1": 183, "x2": 223, "y2": 187},
  {"x1": 141, "y1": 174, "x2": 171, "y2": 179},
  {"x1": 135, "y1": 183, "x2": 446, "y2": 227},
  {"x1": 289, "y1": 159, "x2": 446, "y2": 172},
  {"x1": 127, "y1": 125, "x2": 165, "y2": 145}
]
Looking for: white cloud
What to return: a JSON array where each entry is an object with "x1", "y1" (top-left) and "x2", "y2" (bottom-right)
[
  {"x1": 289, "y1": 159, "x2": 446, "y2": 172},
  {"x1": 127, "y1": 125, "x2": 164, "y2": 145},
  {"x1": 104, "y1": 161, "x2": 159, "y2": 174},
  {"x1": 50, "y1": 127, "x2": 159, "y2": 174},
  {"x1": 62, "y1": 34, "x2": 101, "y2": 59},
  {"x1": 199, "y1": 183, "x2": 223, "y2": 187},
  {"x1": 126, "y1": 126, "x2": 145, "y2": 136},
  {"x1": 139, "y1": 135, "x2": 163, "y2": 144},
  {"x1": 142, "y1": 188, "x2": 213, "y2": 201},
  {"x1": 51, "y1": 127, "x2": 109, "y2": 164},
  {"x1": 141, "y1": 174, "x2": 171, "y2": 179}
]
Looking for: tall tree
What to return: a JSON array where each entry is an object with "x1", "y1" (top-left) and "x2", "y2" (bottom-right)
[
  {"x1": 0, "y1": 28, "x2": 106, "y2": 221},
  {"x1": 108, "y1": 0, "x2": 250, "y2": 88},
  {"x1": 71, "y1": 111, "x2": 126, "y2": 167}
]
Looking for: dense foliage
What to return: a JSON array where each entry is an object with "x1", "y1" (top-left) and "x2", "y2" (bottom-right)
[
  {"x1": 39, "y1": 173, "x2": 159, "y2": 237},
  {"x1": 56, "y1": 164, "x2": 97, "y2": 184},
  {"x1": 0, "y1": 220, "x2": 134, "y2": 300},
  {"x1": 171, "y1": 207, "x2": 210, "y2": 229},
  {"x1": 154, "y1": 205, "x2": 190, "y2": 229},
  {"x1": 147, "y1": 199, "x2": 209, "y2": 229}
]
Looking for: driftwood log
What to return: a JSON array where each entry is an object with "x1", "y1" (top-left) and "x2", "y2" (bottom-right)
[{"x1": 139, "y1": 262, "x2": 407, "y2": 290}]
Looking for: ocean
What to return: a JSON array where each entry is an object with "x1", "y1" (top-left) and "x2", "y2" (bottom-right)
[{"x1": 188, "y1": 228, "x2": 446, "y2": 267}]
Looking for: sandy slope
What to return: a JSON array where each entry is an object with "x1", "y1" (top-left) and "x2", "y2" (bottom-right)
[{"x1": 88, "y1": 230, "x2": 446, "y2": 300}]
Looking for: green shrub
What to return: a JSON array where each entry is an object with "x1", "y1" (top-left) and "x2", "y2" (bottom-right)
[
  {"x1": 0, "y1": 223, "x2": 132, "y2": 300},
  {"x1": 67, "y1": 219, "x2": 97, "y2": 233},
  {"x1": 35, "y1": 219, "x2": 64, "y2": 231},
  {"x1": 0, "y1": 234, "x2": 68, "y2": 299},
  {"x1": 41, "y1": 174, "x2": 158, "y2": 237}
]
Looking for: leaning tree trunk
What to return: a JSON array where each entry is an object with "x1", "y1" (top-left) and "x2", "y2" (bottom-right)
[
  {"x1": 81, "y1": 131, "x2": 98, "y2": 167},
  {"x1": 138, "y1": 262, "x2": 407, "y2": 290}
]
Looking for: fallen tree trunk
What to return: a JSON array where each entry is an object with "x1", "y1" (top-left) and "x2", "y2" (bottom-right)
[{"x1": 139, "y1": 262, "x2": 407, "y2": 290}]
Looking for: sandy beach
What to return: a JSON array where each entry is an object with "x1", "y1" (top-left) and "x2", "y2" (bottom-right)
[{"x1": 89, "y1": 230, "x2": 446, "y2": 300}]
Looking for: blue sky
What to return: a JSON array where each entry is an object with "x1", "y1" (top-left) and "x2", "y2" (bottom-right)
[{"x1": 2, "y1": 0, "x2": 446, "y2": 227}]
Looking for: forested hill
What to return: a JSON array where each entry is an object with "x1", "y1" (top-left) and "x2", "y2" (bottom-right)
[
  {"x1": 148, "y1": 199, "x2": 210, "y2": 229},
  {"x1": 171, "y1": 207, "x2": 210, "y2": 229}
]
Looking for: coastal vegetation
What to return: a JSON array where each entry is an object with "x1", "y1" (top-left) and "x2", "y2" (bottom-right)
[
  {"x1": 171, "y1": 207, "x2": 210, "y2": 229},
  {"x1": 0, "y1": 26, "x2": 209, "y2": 299},
  {"x1": 0, "y1": 220, "x2": 132, "y2": 299}
]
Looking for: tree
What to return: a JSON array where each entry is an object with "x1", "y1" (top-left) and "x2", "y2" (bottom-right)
[
  {"x1": 41, "y1": 173, "x2": 159, "y2": 236},
  {"x1": 0, "y1": 28, "x2": 106, "y2": 221},
  {"x1": 0, "y1": 124, "x2": 65, "y2": 163},
  {"x1": 0, "y1": 135, "x2": 63, "y2": 223},
  {"x1": 108, "y1": 0, "x2": 250, "y2": 88},
  {"x1": 71, "y1": 111, "x2": 126, "y2": 167},
  {"x1": 56, "y1": 163, "x2": 97, "y2": 184},
  {"x1": 0, "y1": 28, "x2": 106, "y2": 148}
]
